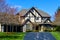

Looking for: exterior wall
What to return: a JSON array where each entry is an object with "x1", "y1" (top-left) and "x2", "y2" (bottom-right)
[
  {"x1": 20, "y1": 17, "x2": 25, "y2": 24},
  {"x1": 30, "y1": 13, "x2": 33, "y2": 16}
]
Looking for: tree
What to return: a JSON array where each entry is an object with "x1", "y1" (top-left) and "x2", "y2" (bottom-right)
[
  {"x1": 53, "y1": 7, "x2": 60, "y2": 31},
  {"x1": 0, "y1": 0, "x2": 17, "y2": 15},
  {"x1": 0, "y1": 0, "x2": 8, "y2": 12},
  {"x1": 7, "y1": 7, "x2": 17, "y2": 15},
  {"x1": 54, "y1": 7, "x2": 60, "y2": 25}
]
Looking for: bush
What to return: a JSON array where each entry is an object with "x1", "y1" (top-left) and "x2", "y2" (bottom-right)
[
  {"x1": 54, "y1": 25, "x2": 60, "y2": 32},
  {"x1": 26, "y1": 30, "x2": 32, "y2": 32},
  {"x1": 55, "y1": 26, "x2": 60, "y2": 31}
]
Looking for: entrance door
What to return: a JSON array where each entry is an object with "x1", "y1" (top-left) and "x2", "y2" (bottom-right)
[
  {"x1": 36, "y1": 26, "x2": 39, "y2": 30},
  {"x1": 26, "y1": 24, "x2": 32, "y2": 32}
]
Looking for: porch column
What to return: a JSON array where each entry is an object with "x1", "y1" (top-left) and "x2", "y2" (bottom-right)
[
  {"x1": 41, "y1": 25, "x2": 44, "y2": 32},
  {"x1": 1, "y1": 26, "x2": 4, "y2": 32},
  {"x1": 16, "y1": 26, "x2": 17, "y2": 32},
  {"x1": 10, "y1": 25, "x2": 12, "y2": 32},
  {"x1": 0, "y1": 24, "x2": 4, "y2": 32},
  {"x1": 0, "y1": 24, "x2": 1, "y2": 32},
  {"x1": 39, "y1": 26, "x2": 41, "y2": 32},
  {"x1": 33, "y1": 26, "x2": 36, "y2": 32},
  {"x1": 6, "y1": 25, "x2": 8, "y2": 32},
  {"x1": 12, "y1": 26, "x2": 13, "y2": 32},
  {"x1": 23, "y1": 25, "x2": 26, "y2": 32},
  {"x1": 51, "y1": 27, "x2": 54, "y2": 30}
]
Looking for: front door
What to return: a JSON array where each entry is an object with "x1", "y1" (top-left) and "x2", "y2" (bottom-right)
[{"x1": 26, "y1": 24, "x2": 32, "y2": 32}]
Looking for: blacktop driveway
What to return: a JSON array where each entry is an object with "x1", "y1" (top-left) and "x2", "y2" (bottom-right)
[{"x1": 24, "y1": 32, "x2": 56, "y2": 40}]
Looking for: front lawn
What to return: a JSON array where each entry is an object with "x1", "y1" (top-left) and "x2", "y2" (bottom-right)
[
  {"x1": 0, "y1": 32, "x2": 60, "y2": 40},
  {"x1": 0, "y1": 32, "x2": 26, "y2": 40},
  {"x1": 51, "y1": 32, "x2": 60, "y2": 40}
]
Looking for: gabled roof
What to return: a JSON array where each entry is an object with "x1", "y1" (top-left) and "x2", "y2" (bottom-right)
[
  {"x1": 17, "y1": 7, "x2": 50, "y2": 17},
  {"x1": 22, "y1": 19, "x2": 34, "y2": 26},
  {"x1": 17, "y1": 9, "x2": 28, "y2": 16},
  {"x1": 32, "y1": 7, "x2": 50, "y2": 17}
]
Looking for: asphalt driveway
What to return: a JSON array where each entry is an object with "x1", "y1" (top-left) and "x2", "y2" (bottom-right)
[{"x1": 24, "y1": 32, "x2": 56, "y2": 40}]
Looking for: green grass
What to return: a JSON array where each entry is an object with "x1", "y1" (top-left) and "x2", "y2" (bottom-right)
[
  {"x1": 0, "y1": 32, "x2": 26, "y2": 40},
  {"x1": 51, "y1": 32, "x2": 60, "y2": 40},
  {"x1": 0, "y1": 32, "x2": 60, "y2": 40}
]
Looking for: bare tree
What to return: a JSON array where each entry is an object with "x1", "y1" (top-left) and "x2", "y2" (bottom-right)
[
  {"x1": 53, "y1": 7, "x2": 60, "y2": 31},
  {"x1": 53, "y1": 7, "x2": 60, "y2": 25},
  {"x1": 0, "y1": 0, "x2": 17, "y2": 15},
  {"x1": 7, "y1": 7, "x2": 17, "y2": 15},
  {"x1": 0, "y1": 0, "x2": 8, "y2": 12}
]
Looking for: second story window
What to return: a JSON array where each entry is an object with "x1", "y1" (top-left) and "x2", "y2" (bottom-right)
[
  {"x1": 35, "y1": 17, "x2": 39, "y2": 20},
  {"x1": 42, "y1": 17, "x2": 46, "y2": 20}
]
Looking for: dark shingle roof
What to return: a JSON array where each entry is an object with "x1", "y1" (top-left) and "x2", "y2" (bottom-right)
[{"x1": 17, "y1": 7, "x2": 50, "y2": 17}]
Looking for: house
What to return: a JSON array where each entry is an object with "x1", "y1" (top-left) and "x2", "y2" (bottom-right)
[
  {"x1": 17, "y1": 7, "x2": 52, "y2": 32},
  {"x1": 0, "y1": 7, "x2": 52, "y2": 32}
]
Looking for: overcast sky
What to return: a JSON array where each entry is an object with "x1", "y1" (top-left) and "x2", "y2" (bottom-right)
[{"x1": 6, "y1": 0, "x2": 60, "y2": 21}]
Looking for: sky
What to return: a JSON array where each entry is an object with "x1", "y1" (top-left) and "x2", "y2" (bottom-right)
[{"x1": 6, "y1": 0, "x2": 60, "y2": 21}]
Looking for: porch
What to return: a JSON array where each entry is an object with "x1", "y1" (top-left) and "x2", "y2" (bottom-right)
[
  {"x1": 23, "y1": 24, "x2": 53, "y2": 32},
  {"x1": 1, "y1": 24, "x2": 23, "y2": 32}
]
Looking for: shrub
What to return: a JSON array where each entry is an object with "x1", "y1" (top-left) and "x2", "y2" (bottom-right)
[{"x1": 53, "y1": 25, "x2": 60, "y2": 32}]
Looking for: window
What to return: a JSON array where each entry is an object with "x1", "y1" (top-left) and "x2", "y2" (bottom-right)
[
  {"x1": 26, "y1": 24, "x2": 30, "y2": 30},
  {"x1": 48, "y1": 20, "x2": 50, "y2": 22},
  {"x1": 30, "y1": 17, "x2": 34, "y2": 22},
  {"x1": 1, "y1": 26, "x2": 4, "y2": 32},
  {"x1": 42, "y1": 18, "x2": 45, "y2": 20},
  {"x1": 36, "y1": 17, "x2": 39, "y2": 20}
]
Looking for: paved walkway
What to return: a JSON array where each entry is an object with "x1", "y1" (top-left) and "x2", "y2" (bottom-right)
[{"x1": 24, "y1": 32, "x2": 56, "y2": 40}]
